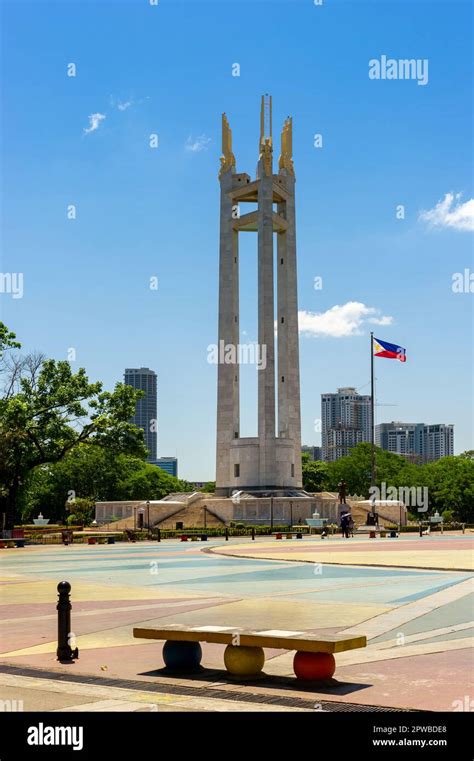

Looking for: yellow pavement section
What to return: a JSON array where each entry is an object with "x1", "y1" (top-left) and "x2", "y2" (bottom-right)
[
  {"x1": 0, "y1": 623, "x2": 160, "y2": 657},
  {"x1": 0, "y1": 577, "x2": 208, "y2": 605},
  {"x1": 213, "y1": 543, "x2": 474, "y2": 571},
  {"x1": 154, "y1": 597, "x2": 390, "y2": 630}
]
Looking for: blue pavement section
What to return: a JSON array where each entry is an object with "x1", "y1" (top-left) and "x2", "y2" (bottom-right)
[
  {"x1": 1, "y1": 541, "x2": 471, "y2": 608},
  {"x1": 371, "y1": 592, "x2": 474, "y2": 643}
]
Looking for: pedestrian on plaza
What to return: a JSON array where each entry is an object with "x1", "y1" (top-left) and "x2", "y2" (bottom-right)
[
  {"x1": 347, "y1": 513, "x2": 354, "y2": 537},
  {"x1": 340, "y1": 512, "x2": 350, "y2": 539}
]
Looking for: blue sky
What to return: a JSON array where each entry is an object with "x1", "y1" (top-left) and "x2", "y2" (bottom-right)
[{"x1": 1, "y1": 0, "x2": 473, "y2": 480}]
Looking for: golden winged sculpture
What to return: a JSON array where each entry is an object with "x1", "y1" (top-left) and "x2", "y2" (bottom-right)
[
  {"x1": 219, "y1": 113, "x2": 236, "y2": 178},
  {"x1": 279, "y1": 117, "x2": 295, "y2": 177}
]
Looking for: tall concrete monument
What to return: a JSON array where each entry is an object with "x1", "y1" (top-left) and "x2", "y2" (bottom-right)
[{"x1": 215, "y1": 96, "x2": 303, "y2": 497}]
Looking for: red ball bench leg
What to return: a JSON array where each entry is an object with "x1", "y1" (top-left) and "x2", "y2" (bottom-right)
[{"x1": 293, "y1": 651, "x2": 336, "y2": 681}]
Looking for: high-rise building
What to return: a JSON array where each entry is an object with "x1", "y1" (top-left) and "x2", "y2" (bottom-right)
[
  {"x1": 151, "y1": 457, "x2": 178, "y2": 478},
  {"x1": 424, "y1": 424, "x2": 454, "y2": 461},
  {"x1": 375, "y1": 422, "x2": 454, "y2": 462},
  {"x1": 321, "y1": 387, "x2": 371, "y2": 461},
  {"x1": 325, "y1": 428, "x2": 365, "y2": 462},
  {"x1": 376, "y1": 422, "x2": 425, "y2": 460},
  {"x1": 301, "y1": 445, "x2": 322, "y2": 461},
  {"x1": 124, "y1": 367, "x2": 157, "y2": 462}
]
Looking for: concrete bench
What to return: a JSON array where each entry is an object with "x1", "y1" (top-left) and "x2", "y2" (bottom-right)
[
  {"x1": 0, "y1": 540, "x2": 25, "y2": 549},
  {"x1": 133, "y1": 624, "x2": 366, "y2": 682}
]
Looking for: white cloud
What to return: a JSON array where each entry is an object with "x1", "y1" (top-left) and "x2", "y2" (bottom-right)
[
  {"x1": 111, "y1": 95, "x2": 150, "y2": 109},
  {"x1": 368, "y1": 315, "x2": 393, "y2": 326},
  {"x1": 298, "y1": 302, "x2": 393, "y2": 338},
  {"x1": 185, "y1": 134, "x2": 211, "y2": 153},
  {"x1": 419, "y1": 192, "x2": 474, "y2": 232},
  {"x1": 83, "y1": 113, "x2": 106, "y2": 134}
]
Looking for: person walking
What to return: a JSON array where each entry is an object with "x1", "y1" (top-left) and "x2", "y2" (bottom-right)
[
  {"x1": 347, "y1": 513, "x2": 354, "y2": 537},
  {"x1": 341, "y1": 512, "x2": 350, "y2": 539}
]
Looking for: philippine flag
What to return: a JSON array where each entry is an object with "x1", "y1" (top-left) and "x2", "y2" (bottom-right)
[{"x1": 373, "y1": 337, "x2": 406, "y2": 362}]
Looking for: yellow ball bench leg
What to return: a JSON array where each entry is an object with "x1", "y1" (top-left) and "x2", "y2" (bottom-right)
[{"x1": 224, "y1": 645, "x2": 265, "y2": 679}]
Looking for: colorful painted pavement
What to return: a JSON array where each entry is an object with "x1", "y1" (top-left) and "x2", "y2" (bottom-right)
[{"x1": 0, "y1": 534, "x2": 472, "y2": 712}]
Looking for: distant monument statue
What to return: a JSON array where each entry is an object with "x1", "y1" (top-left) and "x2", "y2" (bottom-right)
[{"x1": 338, "y1": 480, "x2": 347, "y2": 505}]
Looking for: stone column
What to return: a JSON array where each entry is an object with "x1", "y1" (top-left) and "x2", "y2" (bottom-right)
[
  {"x1": 257, "y1": 158, "x2": 276, "y2": 487},
  {"x1": 216, "y1": 168, "x2": 240, "y2": 494},
  {"x1": 277, "y1": 218, "x2": 288, "y2": 438},
  {"x1": 278, "y1": 172, "x2": 302, "y2": 486}
]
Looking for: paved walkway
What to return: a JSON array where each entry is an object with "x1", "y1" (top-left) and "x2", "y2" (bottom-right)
[
  {"x1": 212, "y1": 533, "x2": 474, "y2": 571},
  {"x1": 0, "y1": 535, "x2": 472, "y2": 711}
]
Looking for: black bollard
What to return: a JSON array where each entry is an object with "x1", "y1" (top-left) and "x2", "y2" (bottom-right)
[
  {"x1": 157, "y1": 528, "x2": 161, "y2": 543},
  {"x1": 56, "y1": 581, "x2": 79, "y2": 662},
  {"x1": 225, "y1": 527, "x2": 229, "y2": 541},
  {"x1": 251, "y1": 527, "x2": 255, "y2": 541},
  {"x1": 419, "y1": 523, "x2": 423, "y2": 538}
]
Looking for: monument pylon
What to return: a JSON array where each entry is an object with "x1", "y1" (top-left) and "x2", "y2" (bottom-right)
[{"x1": 215, "y1": 96, "x2": 303, "y2": 497}]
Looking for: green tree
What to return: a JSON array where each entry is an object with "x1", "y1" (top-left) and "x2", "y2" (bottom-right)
[
  {"x1": 66, "y1": 497, "x2": 95, "y2": 527},
  {"x1": 20, "y1": 446, "x2": 126, "y2": 522},
  {"x1": 423, "y1": 456, "x2": 474, "y2": 522},
  {"x1": 21, "y1": 445, "x2": 191, "y2": 524},
  {"x1": 301, "y1": 453, "x2": 329, "y2": 492},
  {"x1": 324, "y1": 443, "x2": 425, "y2": 497},
  {"x1": 120, "y1": 461, "x2": 189, "y2": 501},
  {"x1": 0, "y1": 324, "x2": 20, "y2": 355},
  {"x1": 306, "y1": 443, "x2": 474, "y2": 523},
  {"x1": 0, "y1": 323, "x2": 147, "y2": 527}
]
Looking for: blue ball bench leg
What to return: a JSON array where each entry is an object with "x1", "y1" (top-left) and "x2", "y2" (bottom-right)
[{"x1": 162, "y1": 640, "x2": 202, "y2": 673}]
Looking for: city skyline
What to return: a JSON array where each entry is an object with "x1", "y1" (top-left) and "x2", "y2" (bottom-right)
[
  {"x1": 1, "y1": 1, "x2": 472, "y2": 481},
  {"x1": 376, "y1": 420, "x2": 454, "y2": 462}
]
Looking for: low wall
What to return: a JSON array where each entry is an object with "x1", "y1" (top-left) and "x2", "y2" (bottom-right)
[
  {"x1": 95, "y1": 501, "x2": 185, "y2": 526},
  {"x1": 206, "y1": 496, "x2": 317, "y2": 525}
]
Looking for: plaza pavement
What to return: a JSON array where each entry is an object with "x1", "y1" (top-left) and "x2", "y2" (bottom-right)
[
  {"x1": 0, "y1": 534, "x2": 472, "y2": 713},
  {"x1": 212, "y1": 532, "x2": 474, "y2": 572}
]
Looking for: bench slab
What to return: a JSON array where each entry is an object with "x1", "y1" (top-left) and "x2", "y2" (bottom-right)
[{"x1": 133, "y1": 625, "x2": 366, "y2": 654}]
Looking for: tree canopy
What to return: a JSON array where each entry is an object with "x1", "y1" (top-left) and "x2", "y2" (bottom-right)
[
  {"x1": 301, "y1": 443, "x2": 474, "y2": 522},
  {"x1": 20, "y1": 445, "x2": 191, "y2": 525},
  {"x1": 0, "y1": 321, "x2": 148, "y2": 527}
]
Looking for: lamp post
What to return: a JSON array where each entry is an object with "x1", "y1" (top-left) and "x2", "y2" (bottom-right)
[
  {"x1": 270, "y1": 497, "x2": 274, "y2": 531},
  {"x1": 146, "y1": 500, "x2": 150, "y2": 538}
]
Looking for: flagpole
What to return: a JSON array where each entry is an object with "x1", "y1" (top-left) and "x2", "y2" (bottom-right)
[{"x1": 370, "y1": 331, "x2": 376, "y2": 500}]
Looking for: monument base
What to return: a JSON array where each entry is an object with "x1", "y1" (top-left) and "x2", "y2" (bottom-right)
[{"x1": 206, "y1": 492, "x2": 316, "y2": 527}]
